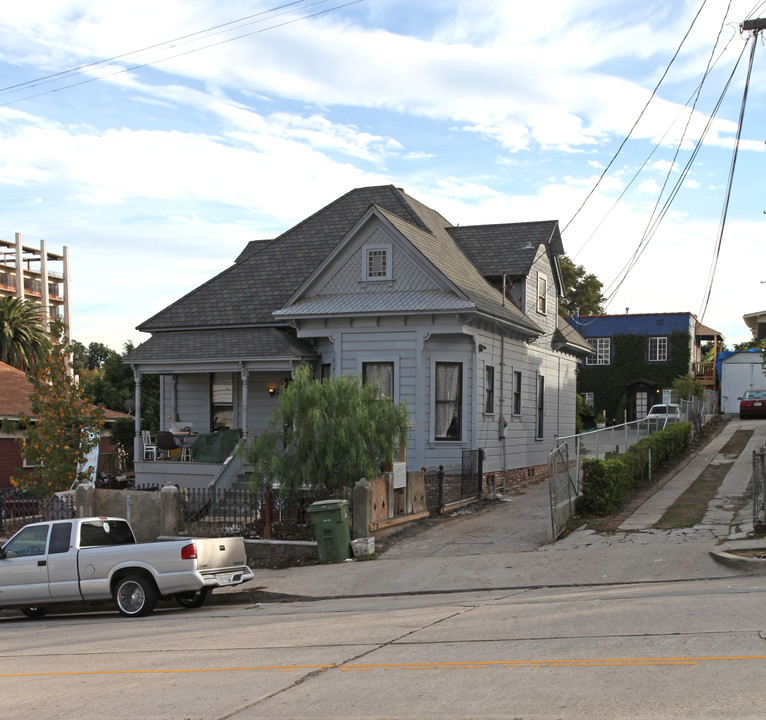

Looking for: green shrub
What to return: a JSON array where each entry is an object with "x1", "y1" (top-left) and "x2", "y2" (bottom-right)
[
  {"x1": 578, "y1": 457, "x2": 629, "y2": 515},
  {"x1": 578, "y1": 422, "x2": 691, "y2": 515}
]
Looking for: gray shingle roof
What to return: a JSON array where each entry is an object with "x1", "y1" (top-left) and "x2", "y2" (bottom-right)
[
  {"x1": 138, "y1": 186, "x2": 428, "y2": 332},
  {"x1": 447, "y1": 221, "x2": 563, "y2": 278},
  {"x1": 124, "y1": 327, "x2": 317, "y2": 364},
  {"x1": 553, "y1": 317, "x2": 594, "y2": 356},
  {"x1": 136, "y1": 186, "x2": 559, "y2": 341}
]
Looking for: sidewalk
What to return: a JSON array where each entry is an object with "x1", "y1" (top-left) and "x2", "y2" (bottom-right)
[{"x1": 213, "y1": 418, "x2": 766, "y2": 605}]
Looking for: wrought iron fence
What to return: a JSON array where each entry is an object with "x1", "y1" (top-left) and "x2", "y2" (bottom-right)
[
  {"x1": 179, "y1": 487, "x2": 347, "y2": 540},
  {"x1": 424, "y1": 466, "x2": 444, "y2": 511},
  {"x1": 423, "y1": 452, "x2": 483, "y2": 514},
  {"x1": 0, "y1": 489, "x2": 76, "y2": 536},
  {"x1": 461, "y1": 449, "x2": 483, "y2": 500}
]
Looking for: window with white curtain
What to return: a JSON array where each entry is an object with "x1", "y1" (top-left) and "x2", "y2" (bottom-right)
[
  {"x1": 362, "y1": 362, "x2": 394, "y2": 400},
  {"x1": 435, "y1": 362, "x2": 462, "y2": 441}
]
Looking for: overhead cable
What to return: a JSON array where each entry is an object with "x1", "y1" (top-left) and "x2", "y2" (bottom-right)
[
  {"x1": 698, "y1": 28, "x2": 759, "y2": 321},
  {"x1": 561, "y1": 0, "x2": 709, "y2": 234},
  {"x1": 0, "y1": 0, "x2": 366, "y2": 108}
]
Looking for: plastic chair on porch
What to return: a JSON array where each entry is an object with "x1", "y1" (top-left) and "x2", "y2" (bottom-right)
[
  {"x1": 141, "y1": 430, "x2": 158, "y2": 461},
  {"x1": 156, "y1": 431, "x2": 178, "y2": 460}
]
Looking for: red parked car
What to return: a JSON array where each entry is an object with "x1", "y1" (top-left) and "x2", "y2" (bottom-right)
[{"x1": 739, "y1": 390, "x2": 766, "y2": 418}]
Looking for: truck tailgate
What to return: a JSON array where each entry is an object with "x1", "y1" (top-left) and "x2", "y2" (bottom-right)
[{"x1": 193, "y1": 537, "x2": 248, "y2": 573}]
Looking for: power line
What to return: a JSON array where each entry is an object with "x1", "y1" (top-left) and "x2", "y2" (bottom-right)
[
  {"x1": 602, "y1": 40, "x2": 748, "y2": 307},
  {"x1": 0, "y1": 0, "x2": 366, "y2": 108},
  {"x1": 0, "y1": 1, "x2": 311, "y2": 96},
  {"x1": 571, "y1": 21, "x2": 739, "y2": 262},
  {"x1": 561, "y1": 0, "x2": 709, "y2": 234},
  {"x1": 601, "y1": 0, "x2": 737, "y2": 301},
  {"x1": 698, "y1": 25, "x2": 760, "y2": 321}
]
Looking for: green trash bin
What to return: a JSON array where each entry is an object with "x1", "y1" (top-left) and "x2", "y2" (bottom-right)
[{"x1": 308, "y1": 499, "x2": 351, "y2": 563}]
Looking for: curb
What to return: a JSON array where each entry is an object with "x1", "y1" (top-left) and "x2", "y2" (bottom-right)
[{"x1": 709, "y1": 548, "x2": 766, "y2": 572}]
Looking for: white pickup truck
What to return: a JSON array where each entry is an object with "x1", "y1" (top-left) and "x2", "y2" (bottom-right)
[{"x1": 0, "y1": 516, "x2": 254, "y2": 618}]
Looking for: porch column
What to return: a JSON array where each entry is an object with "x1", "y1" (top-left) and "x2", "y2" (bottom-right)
[
  {"x1": 133, "y1": 369, "x2": 142, "y2": 462},
  {"x1": 240, "y1": 367, "x2": 250, "y2": 437},
  {"x1": 171, "y1": 375, "x2": 178, "y2": 424}
]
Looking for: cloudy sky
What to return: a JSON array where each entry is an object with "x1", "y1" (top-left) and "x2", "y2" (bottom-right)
[{"x1": 1, "y1": 0, "x2": 764, "y2": 351}]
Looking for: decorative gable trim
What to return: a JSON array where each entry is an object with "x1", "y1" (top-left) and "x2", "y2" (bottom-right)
[{"x1": 275, "y1": 206, "x2": 472, "y2": 318}]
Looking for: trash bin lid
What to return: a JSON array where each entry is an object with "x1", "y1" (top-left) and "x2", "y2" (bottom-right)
[{"x1": 307, "y1": 499, "x2": 348, "y2": 512}]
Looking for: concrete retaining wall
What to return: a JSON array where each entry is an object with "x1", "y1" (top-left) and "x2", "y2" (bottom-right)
[{"x1": 74, "y1": 484, "x2": 181, "y2": 542}]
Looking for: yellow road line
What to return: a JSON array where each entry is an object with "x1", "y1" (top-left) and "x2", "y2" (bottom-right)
[{"x1": 2, "y1": 655, "x2": 765, "y2": 678}]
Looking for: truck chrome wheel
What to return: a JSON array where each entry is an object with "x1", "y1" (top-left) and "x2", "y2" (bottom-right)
[{"x1": 115, "y1": 575, "x2": 158, "y2": 617}]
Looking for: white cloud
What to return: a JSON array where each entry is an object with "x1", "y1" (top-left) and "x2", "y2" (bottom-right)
[
  {"x1": 638, "y1": 179, "x2": 660, "y2": 195},
  {"x1": 0, "y1": 0, "x2": 762, "y2": 351}
]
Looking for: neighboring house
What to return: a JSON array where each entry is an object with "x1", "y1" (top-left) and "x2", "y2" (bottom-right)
[
  {"x1": 718, "y1": 350, "x2": 766, "y2": 414},
  {"x1": 0, "y1": 361, "x2": 127, "y2": 489},
  {"x1": 743, "y1": 309, "x2": 766, "y2": 341},
  {"x1": 124, "y1": 185, "x2": 592, "y2": 490},
  {"x1": 565, "y1": 312, "x2": 724, "y2": 421}
]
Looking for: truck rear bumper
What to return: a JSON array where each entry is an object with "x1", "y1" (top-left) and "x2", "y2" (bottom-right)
[{"x1": 200, "y1": 566, "x2": 254, "y2": 588}]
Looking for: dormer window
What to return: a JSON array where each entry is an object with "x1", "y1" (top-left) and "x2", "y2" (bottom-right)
[{"x1": 363, "y1": 243, "x2": 392, "y2": 282}]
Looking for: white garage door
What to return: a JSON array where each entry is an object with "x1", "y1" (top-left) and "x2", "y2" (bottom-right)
[{"x1": 721, "y1": 353, "x2": 766, "y2": 413}]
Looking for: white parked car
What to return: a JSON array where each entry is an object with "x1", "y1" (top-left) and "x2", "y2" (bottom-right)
[{"x1": 646, "y1": 403, "x2": 682, "y2": 425}]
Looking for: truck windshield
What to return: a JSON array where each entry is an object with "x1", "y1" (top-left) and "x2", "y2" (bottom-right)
[{"x1": 79, "y1": 520, "x2": 135, "y2": 546}]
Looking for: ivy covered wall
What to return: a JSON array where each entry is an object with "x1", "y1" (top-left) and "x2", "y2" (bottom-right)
[{"x1": 578, "y1": 331, "x2": 691, "y2": 420}]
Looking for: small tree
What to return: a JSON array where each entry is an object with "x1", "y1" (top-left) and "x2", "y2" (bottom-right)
[
  {"x1": 243, "y1": 364, "x2": 409, "y2": 498},
  {"x1": 671, "y1": 374, "x2": 704, "y2": 401},
  {"x1": 11, "y1": 323, "x2": 105, "y2": 496},
  {"x1": 558, "y1": 256, "x2": 606, "y2": 317}
]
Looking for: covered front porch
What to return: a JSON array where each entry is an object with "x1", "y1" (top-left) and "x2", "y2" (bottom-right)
[{"x1": 123, "y1": 327, "x2": 318, "y2": 490}]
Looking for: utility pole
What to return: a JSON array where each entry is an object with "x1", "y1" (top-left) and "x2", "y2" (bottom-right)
[
  {"x1": 742, "y1": 19, "x2": 766, "y2": 217},
  {"x1": 741, "y1": 18, "x2": 766, "y2": 32}
]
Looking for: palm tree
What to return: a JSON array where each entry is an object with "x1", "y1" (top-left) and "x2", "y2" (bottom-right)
[{"x1": 0, "y1": 296, "x2": 51, "y2": 370}]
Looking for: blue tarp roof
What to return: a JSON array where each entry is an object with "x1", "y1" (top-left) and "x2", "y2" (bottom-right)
[{"x1": 717, "y1": 349, "x2": 763, "y2": 378}]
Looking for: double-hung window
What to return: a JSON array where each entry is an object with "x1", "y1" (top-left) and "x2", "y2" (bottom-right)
[
  {"x1": 512, "y1": 370, "x2": 522, "y2": 416},
  {"x1": 211, "y1": 373, "x2": 234, "y2": 430},
  {"x1": 363, "y1": 362, "x2": 394, "y2": 400},
  {"x1": 435, "y1": 362, "x2": 462, "y2": 441},
  {"x1": 485, "y1": 365, "x2": 495, "y2": 414},
  {"x1": 586, "y1": 338, "x2": 610, "y2": 365},
  {"x1": 537, "y1": 273, "x2": 547, "y2": 315},
  {"x1": 648, "y1": 336, "x2": 668, "y2": 362}
]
